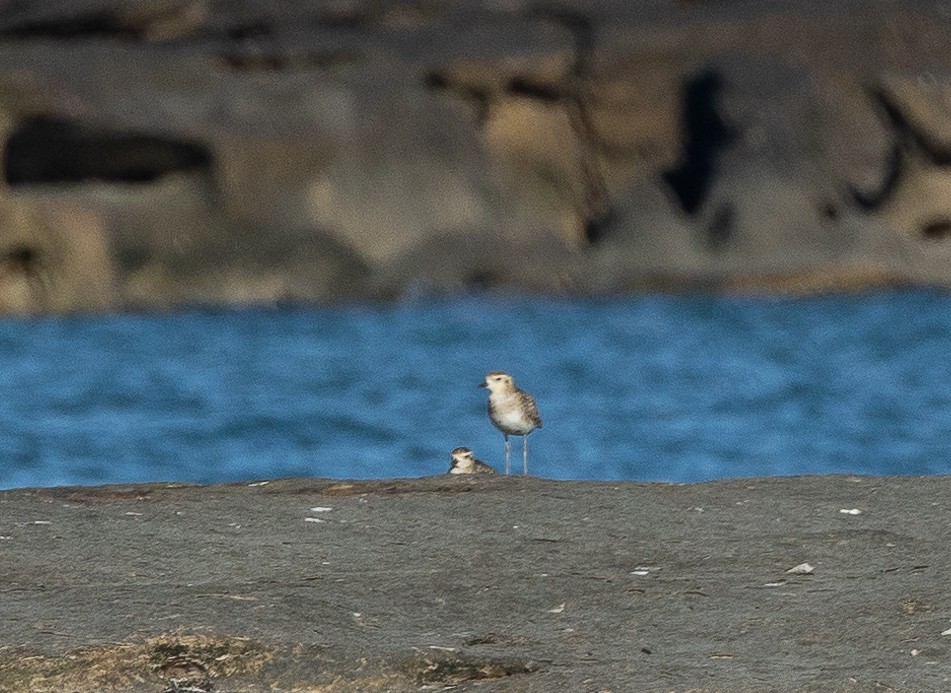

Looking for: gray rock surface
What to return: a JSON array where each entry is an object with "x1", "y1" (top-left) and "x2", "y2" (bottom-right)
[
  {"x1": 0, "y1": 0, "x2": 950, "y2": 311},
  {"x1": 2, "y1": 475, "x2": 950, "y2": 691}
]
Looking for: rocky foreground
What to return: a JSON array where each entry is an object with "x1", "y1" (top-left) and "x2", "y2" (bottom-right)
[
  {"x1": 1, "y1": 475, "x2": 950, "y2": 692},
  {"x1": 0, "y1": 0, "x2": 949, "y2": 311}
]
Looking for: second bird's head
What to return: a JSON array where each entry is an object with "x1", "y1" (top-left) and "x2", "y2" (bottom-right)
[
  {"x1": 479, "y1": 371, "x2": 515, "y2": 393},
  {"x1": 449, "y1": 447, "x2": 475, "y2": 471},
  {"x1": 451, "y1": 446, "x2": 474, "y2": 462}
]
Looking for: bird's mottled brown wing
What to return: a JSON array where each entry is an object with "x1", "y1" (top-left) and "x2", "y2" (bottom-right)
[
  {"x1": 475, "y1": 459, "x2": 496, "y2": 474},
  {"x1": 518, "y1": 391, "x2": 542, "y2": 429}
]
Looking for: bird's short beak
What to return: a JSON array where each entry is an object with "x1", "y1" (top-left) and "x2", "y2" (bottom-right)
[{"x1": 478, "y1": 381, "x2": 487, "y2": 388}]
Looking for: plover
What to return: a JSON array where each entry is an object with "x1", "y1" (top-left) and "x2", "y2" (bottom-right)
[
  {"x1": 448, "y1": 447, "x2": 496, "y2": 475},
  {"x1": 479, "y1": 371, "x2": 542, "y2": 476}
]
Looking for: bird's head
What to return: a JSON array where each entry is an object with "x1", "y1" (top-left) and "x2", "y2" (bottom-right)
[
  {"x1": 479, "y1": 371, "x2": 514, "y2": 393},
  {"x1": 450, "y1": 447, "x2": 475, "y2": 470}
]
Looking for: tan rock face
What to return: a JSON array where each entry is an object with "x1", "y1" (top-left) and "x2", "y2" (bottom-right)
[
  {"x1": 0, "y1": 196, "x2": 116, "y2": 314},
  {"x1": 0, "y1": 1, "x2": 949, "y2": 311}
]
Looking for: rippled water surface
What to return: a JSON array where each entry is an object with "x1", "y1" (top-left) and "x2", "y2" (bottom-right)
[{"x1": 3, "y1": 290, "x2": 951, "y2": 489}]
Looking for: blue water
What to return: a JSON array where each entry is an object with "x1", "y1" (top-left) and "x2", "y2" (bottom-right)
[{"x1": 2, "y1": 290, "x2": 951, "y2": 489}]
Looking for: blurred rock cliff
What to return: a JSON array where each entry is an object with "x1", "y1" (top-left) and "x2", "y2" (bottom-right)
[{"x1": 0, "y1": 0, "x2": 949, "y2": 312}]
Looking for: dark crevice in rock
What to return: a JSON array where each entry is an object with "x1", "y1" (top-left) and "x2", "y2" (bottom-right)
[
  {"x1": 0, "y1": 246, "x2": 42, "y2": 276},
  {"x1": 818, "y1": 201, "x2": 841, "y2": 222},
  {"x1": 0, "y1": 11, "x2": 142, "y2": 40},
  {"x1": 4, "y1": 117, "x2": 212, "y2": 185},
  {"x1": 663, "y1": 70, "x2": 735, "y2": 215},
  {"x1": 874, "y1": 88, "x2": 951, "y2": 166},
  {"x1": 706, "y1": 203, "x2": 735, "y2": 249},
  {"x1": 423, "y1": 71, "x2": 447, "y2": 89},
  {"x1": 847, "y1": 87, "x2": 951, "y2": 212},
  {"x1": 219, "y1": 44, "x2": 363, "y2": 73},
  {"x1": 218, "y1": 22, "x2": 287, "y2": 71},
  {"x1": 218, "y1": 21, "x2": 366, "y2": 73},
  {"x1": 506, "y1": 77, "x2": 562, "y2": 103},
  {"x1": 115, "y1": 244, "x2": 152, "y2": 273},
  {"x1": 225, "y1": 22, "x2": 272, "y2": 42},
  {"x1": 921, "y1": 218, "x2": 951, "y2": 241},
  {"x1": 583, "y1": 206, "x2": 616, "y2": 244},
  {"x1": 849, "y1": 141, "x2": 903, "y2": 211}
]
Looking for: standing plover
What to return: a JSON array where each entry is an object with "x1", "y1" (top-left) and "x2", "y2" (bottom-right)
[
  {"x1": 448, "y1": 447, "x2": 496, "y2": 474},
  {"x1": 479, "y1": 371, "x2": 542, "y2": 476}
]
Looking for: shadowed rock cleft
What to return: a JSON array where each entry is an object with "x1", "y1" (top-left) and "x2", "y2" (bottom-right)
[
  {"x1": 4, "y1": 117, "x2": 212, "y2": 185},
  {"x1": 921, "y1": 218, "x2": 951, "y2": 240},
  {"x1": 663, "y1": 70, "x2": 736, "y2": 215},
  {"x1": 506, "y1": 77, "x2": 562, "y2": 102},
  {"x1": 706, "y1": 203, "x2": 735, "y2": 249},
  {"x1": 0, "y1": 245, "x2": 41, "y2": 276}
]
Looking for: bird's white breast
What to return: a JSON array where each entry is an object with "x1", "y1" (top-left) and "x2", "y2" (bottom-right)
[{"x1": 490, "y1": 393, "x2": 537, "y2": 434}]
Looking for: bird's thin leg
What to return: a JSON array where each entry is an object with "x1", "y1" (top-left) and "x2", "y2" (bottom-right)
[
  {"x1": 504, "y1": 434, "x2": 511, "y2": 476},
  {"x1": 522, "y1": 435, "x2": 528, "y2": 476}
]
